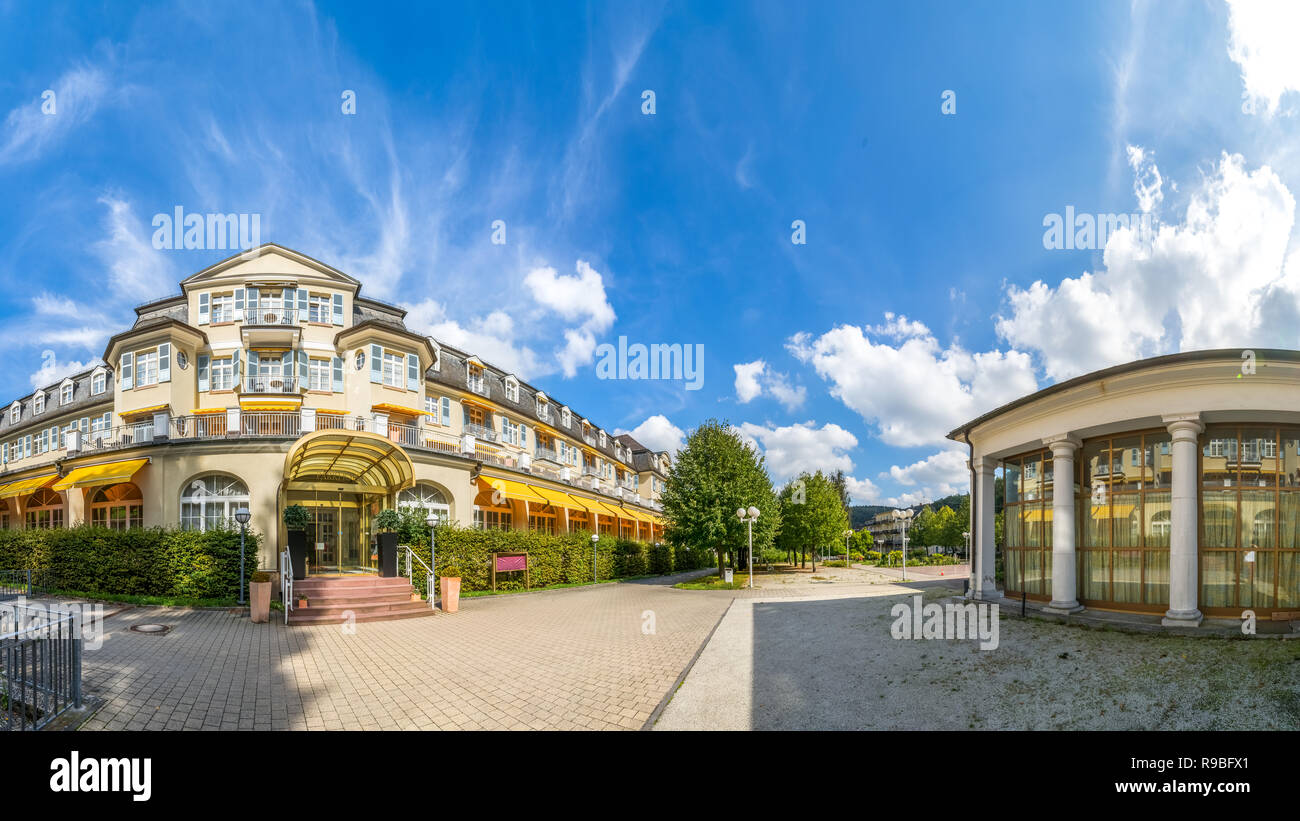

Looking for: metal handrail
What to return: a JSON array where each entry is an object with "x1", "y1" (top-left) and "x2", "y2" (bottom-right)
[
  {"x1": 280, "y1": 548, "x2": 293, "y2": 624},
  {"x1": 402, "y1": 545, "x2": 436, "y2": 611}
]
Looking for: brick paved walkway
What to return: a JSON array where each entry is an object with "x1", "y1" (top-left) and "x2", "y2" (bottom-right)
[{"x1": 78, "y1": 572, "x2": 730, "y2": 731}]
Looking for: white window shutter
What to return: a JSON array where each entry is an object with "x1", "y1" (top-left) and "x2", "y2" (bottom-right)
[
  {"x1": 370, "y1": 344, "x2": 382, "y2": 383},
  {"x1": 120, "y1": 352, "x2": 134, "y2": 390},
  {"x1": 406, "y1": 353, "x2": 419, "y2": 391},
  {"x1": 297, "y1": 350, "x2": 307, "y2": 383},
  {"x1": 198, "y1": 293, "x2": 210, "y2": 324},
  {"x1": 332, "y1": 293, "x2": 344, "y2": 325},
  {"x1": 297, "y1": 288, "x2": 308, "y2": 315},
  {"x1": 332, "y1": 356, "x2": 343, "y2": 392},
  {"x1": 158, "y1": 343, "x2": 171, "y2": 383},
  {"x1": 232, "y1": 349, "x2": 241, "y2": 388},
  {"x1": 234, "y1": 288, "x2": 244, "y2": 320},
  {"x1": 441, "y1": 397, "x2": 450, "y2": 425},
  {"x1": 197, "y1": 354, "x2": 209, "y2": 392},
  {"x1": 248, "y1": 288, "x2": 259, "y2": 311}
]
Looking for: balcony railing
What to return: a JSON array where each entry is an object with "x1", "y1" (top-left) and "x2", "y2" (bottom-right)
[
  {"x1": 582, "y1": 433, "x2": 597, "y2": 446},
  {"x1": 534, "y1": 445, "x2": 560, "y2": 463},
  {"x1": 243, "y1": 375, "x2": 299, "y2": 394},
  {"x1": 583, "y1": 465, "x2": 600, "y2": 477},
  {"x1": 467, "y1": 378, "x2": 489, "y2": 398},
  {"x1": 78, "y1": 422, "x2": 156, "y2": 453},
  {"x1": 243, "y1": 307, "x2": 300, "y2": 326},
  {"x1": 464, "y1": 422, "x2": 497, "y2": 442}
]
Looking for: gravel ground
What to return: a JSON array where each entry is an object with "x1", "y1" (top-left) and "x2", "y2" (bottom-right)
[{"x1": 655, "y1": 577, "x2": 1300, "y2": 730}]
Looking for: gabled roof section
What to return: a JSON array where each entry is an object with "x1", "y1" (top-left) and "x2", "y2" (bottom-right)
[{"x1": 180, "y1": 243, "x2": 362, "y2": 291}]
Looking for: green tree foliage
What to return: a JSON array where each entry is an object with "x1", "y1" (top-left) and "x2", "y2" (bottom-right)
[
  {"x1": 661, "y1": 419, "x2": 779, "y2": 575},
  {"x1": 850, "y1": 527, "x2": 874, "y2": 555},
  {"x1": 776, "y1": 470, "x2": 850, "y2": 571}
]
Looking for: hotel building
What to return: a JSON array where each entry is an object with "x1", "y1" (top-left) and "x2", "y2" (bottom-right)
[
  {"x1": 0, "y1": 245, "x2": 667, "y2": 573},
  {"x1": 949, "y1": 349, "x2": 1300, "y2": 625}
]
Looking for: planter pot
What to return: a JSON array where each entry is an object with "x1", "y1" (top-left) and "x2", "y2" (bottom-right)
[
  {"x1": 287, "y1": 530, "x2": 309, "y2": 580},
  {"x1": 249, "y1": 581, "x2": 272, "y2": 623},
  {"x1": 440, "y1": 577, "x2": 461, "y2": 613},
  {"x1": 296, "y1": 598, "x2": 308, "y2": 609},
  {"x1": 377, "y1": 531, "x2": 399, "y2": 577},
  {"x1": 410, "y1": 591, "x2": 422, "y2": 602}
]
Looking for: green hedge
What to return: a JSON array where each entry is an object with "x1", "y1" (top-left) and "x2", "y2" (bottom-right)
[
  {"x1": 0, "y1": 525, "x2": 260, "y2": 601},
  {"x1": 398, "y1": 525, "x2": 715, "y2": 596}
]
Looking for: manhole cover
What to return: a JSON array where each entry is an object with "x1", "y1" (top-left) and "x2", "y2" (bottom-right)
[{"x1": 130, "y1": 624, "x2": 171, "y2": 635}]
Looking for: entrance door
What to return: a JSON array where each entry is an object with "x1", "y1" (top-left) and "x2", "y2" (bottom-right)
[{"x1": 308, "y1": 506, "x2": 339, "y2": 573}]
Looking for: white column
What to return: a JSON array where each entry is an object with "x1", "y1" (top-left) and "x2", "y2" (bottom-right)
[
  {"x1": 1043, "y1": 434, "x2": 1083, "y2": 613},
  {"x1": 1162, "y1": 414, "x2": 1204, "y2": 627},
  {"x1": 972, "y1": 456, "x2": 1001, "y2": 600}
]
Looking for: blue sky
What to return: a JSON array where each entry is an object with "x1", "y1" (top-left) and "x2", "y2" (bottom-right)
[{"x1": 3, "y1": 0, "x2": 1300, "y2": 506}]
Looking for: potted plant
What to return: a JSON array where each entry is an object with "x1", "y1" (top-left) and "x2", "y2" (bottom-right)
[
  {"x1": 440, "y1": 560, "x2": 462, "y2": 613},
  {"x1": 296, "y1": 592, "x2": 309, "y2": 609},
  {"x1": 374, "y1": 508, "x2": 402, "y2": 577},
  {"x1": 249, "y1": 571, "x2": 272, "y2": 623},
  {"x1": 283, "y1": 504, "x2": 311, "y2": 580}
]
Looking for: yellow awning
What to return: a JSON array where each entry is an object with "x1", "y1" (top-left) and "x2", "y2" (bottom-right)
[
  {"x1": 191, "y1": 407, "x2": 227, "y2": 416},
  {"x1": 120, "y1": 404, "x2": 169, "y2": 418},
  {"x1": 240, "y1": 401, "x2": 300, "y2": 411},
  {"x1": 564, "y1": 493, "x2": 601, "y2": 515},
  {"x1": 0, "y1": 474, "x2": 56, "y2": 499},
  {"x1": 371, "y1": 403, "x2": 423, "y2": 417},
  {"x1": 52, "y1": 458, "x2": 148, "y2": 492},
  {"x1": 619, "y1": 506, "x2": 654, "y2": 523},
  {"x1": 530, "y1": 485, "x2": 579, "y2": 510},
  {"x1": 594, "y1": 501, "x2": 627, "y2": 520},
  {"x1": 1092, "y1": 503, "x2": 1137, "y2": 519},
  {"x1": 315, "y1": 408, "x2": 349, "y2": 415},
  {"x1": 1021, "y1": 508, "x2": 1054, "y2": 522},
  {"x1": 477, "y1": 477, "x2": 547, "y2": 505}
]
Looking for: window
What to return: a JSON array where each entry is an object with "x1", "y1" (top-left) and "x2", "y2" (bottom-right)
[
  {"x1": 502, "y1": 419, "x2": 527, "y2": 447},
  {"x1": 307, "y1": 358, "x2": 331, "y2": 392},
  {"x1": 9, "y1": 403, "x2": 19, "y2": 424},
  {"x1": 210, "y1": 293, "x2": 235, "y2": 323},
  {"x1": 211, "y1": 356, "x2": 234, "y2": 390},
  {"x1": 505, "y1": 378, "x2": 519, "y2": 402},
  {"x1": 536, "y1": 398, "x2": 550, "y2": 421},
  {"x1": 381, "y1": 350, "x2": 403, "y2": 388},
  {"x1": 599, "y1": 431, "x2": 606, "y2": 447},
  {"x1": 91, "y1": 412, "x2": 110, "y2": 433},
  {"x1": 33, "y1": 392, "x2": 44, "y2": 415},
  {"x1": 399, "y1": 483, "x2": 450, "y2": 524},
  {"x1": 561, "y1": 408, "x2": 571, "y2": 428},
  {"x1": 467, "y1": 363, "x2": 486, "y2": 395},
  {"x1": 91, "y1": 483, "x2": 143, "y2": 530},
  {"x1": 180, "y1": 474, "x2": 250, "y2": 531},
  {"x1": 91, "y1": 371, "x2": 106, "y2": 395},
  {"x1": 24, "y1": 488, "x2": 63, "y2": 530},
  {"x1": 473, "y1": 508, "x2": 512, "y2": 531},
  {"x1": 528, "y1": 513, "x2": 555, "y2": 534},
  {"x1": 61, "y1": 382, "x2": 73, "y2": 405},
  {"x1": 308, "y1": 294, "x2": 331, "y2": 323},
  {"x1": 136, "y1": 350, "x2": 159, "y2": 387}
]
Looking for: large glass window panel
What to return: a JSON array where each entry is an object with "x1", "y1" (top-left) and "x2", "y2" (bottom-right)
[
  {"x1": 1113, "y1": 550, "x2": 1142, "y2": 603},
  {"x1": 1023, "y1": 550, "x2": 1042, "y2": 595},
  {"x1": 1110, "y1": 491, "x2": 1140, "y2": 548},
  {"x1": 1144, "y1": 551, "x2": 1169, "y2": 604},
  {"x1": 1042, "y1": 455, "x2": 1055, "y2": 503},
  {"x1": 1201, "y1": 551, "x2": 1234, "y2": 608},
  {"x1": 1252, "y1": 551, "x2": 1277, "y2": 609},
  {"x1": 1111, "y1": 436, "x2": 1143, "y2": 492},
  {"x1": 1143, "y1": 491, "x2": 1171, "y2": 548},
  {"x1": 1022, "y1": 506, "x2": 1042, "y2": 548},
  {"x1": 1043, "y1": 551, "x2": 1052, "y2": 598},
  {"x1": 1203, "y1": 429, "x2": 1237, "y2": 487},
  {"x1": 1021, "y1": 454, "x2": 1041, "y2": 502},
  {"x1": 1147, "y1": 433, "x2": 1172, "y2": 490},
  {"x1": 1278, "y1": 553, "x2": 1300, "y2": 609},
  {"x1": 1082, "y1": 440, "x2": 1108, "y2": 495},
  {"x1": 1241, "y1": 489, "x2": 1275, "y2": 549},
  {"x1": 1005, "y1": 505, "x2": 1022, "y2": 548},
  {"x1": 1080, "y1": 550, "x2": 1110, "y2": 601},
  {"x1": 1004, "y1": 461, "x2": 1021, "y2": 506},
  {"x1": 1005, "y1": 549, "x2": 1022, "y2": 593},
  {"x1": 1242, "y1": 428, "x2": 1278, "y2": 488},
  {"x1": 1202, "y1": 489, "x2": 1238, "y2": 549},
  {"x1": 1281, "y1": 434, "x2": 1300, "y2": 488},
  {"x1": 1084, "y1": 497, "x2": 1110, "y2": 547}
]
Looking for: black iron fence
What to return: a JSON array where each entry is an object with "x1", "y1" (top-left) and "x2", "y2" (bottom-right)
[{"x1": 0, "y1": 601, "x2": 83, "y2": 730}]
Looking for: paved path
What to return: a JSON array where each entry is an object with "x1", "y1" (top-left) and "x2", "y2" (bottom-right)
[{"x1": 78, "y1": 571, "x2": 729, "y2": 731}]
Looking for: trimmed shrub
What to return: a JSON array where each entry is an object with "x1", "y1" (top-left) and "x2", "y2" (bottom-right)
[
  {"x1": 648, "y1": 542, "x2": 675, "y2": 575},
  {"x1": 0, "y1": 524, "x2": 260, "y2": 601}
]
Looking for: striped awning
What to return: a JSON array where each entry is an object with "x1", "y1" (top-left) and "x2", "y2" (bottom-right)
[
  {"x1": 283, "y1": 429, "x2": 414, "y2": 492},
  {"x1": 52, "y1": 458, "x2": 148, "y2": 492},
  {"x1": 240, "y1": 401, "x2": 300, "y2": 411},
  {"x1": 371, "y1": 403, "x2": 423, "y2": 417},
  {"x1": 191, "y1": 407, "x2": 227, "y2": 416},
  {"x1": 476, "y1": 477, "x2": 547, "y2": 505},
  {"x1": 120, "y1": 404, "x2": 169, "y2": 418}
]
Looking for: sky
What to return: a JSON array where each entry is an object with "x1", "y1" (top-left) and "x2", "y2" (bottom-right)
[{"x1": 2, "y1": 0, "x2": 1300, "y2": 507}]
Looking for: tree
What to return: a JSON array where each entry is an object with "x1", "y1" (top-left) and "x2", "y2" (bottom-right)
[
  {"x1": 661, "y1": 419, "x2": 779, "y2": 577},
  {"x1": 776, "y1": 471, "x2": 850, "y2": 571},
  {"x1": 850, "y1": 527, "x2": 874, "y2": 555},
  {"x1": 910, "y1": 505, "x2": 936, "y2": 548}
]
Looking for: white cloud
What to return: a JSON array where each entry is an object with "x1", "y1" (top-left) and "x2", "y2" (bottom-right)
[
  {"x1": 788, "y1": 319, "x2": 1037, "y2": 448},
  {"x1": 884, "y1": 445, "x2": 969, "y2": 500},
  {"x1": 734, "y1": 420, "x2": 858, "y2": 482},
  {"x1": 93, "y1": 195, "x2": 176, "y2": 299},
  {"x1": 406, "y1": 298, "x2": 545, "y2": 379},
  {"x1": 524, "y1": 260, "x2": 617, "y2": 376},
  {"x1": 617, "y1": 414, "x2": 685, "y2": 455},
  {"x1": 0, "y1": 64, "x2": 113, "y2": 166},
  {"x1": 997, "y1": 151, "x2": 1298, "y2": 381},
  {"x1": 1126, "y1": 144, "x2": 1164, "y2": 213},
  {"x1": 1226, "y1": 0, "x2": 1300, "y2": 117},
  {"x1": 29, "y1": 353, "x2": 97, "y2": 390},
  {"x1": 732, "y1": 359, "x2": 806, "y2": 410}
]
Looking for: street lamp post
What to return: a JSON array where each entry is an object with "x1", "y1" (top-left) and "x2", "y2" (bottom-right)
[
  {"x1": 736, "y1": 506, "x2": 760, "y2": 588},
  {"x1": 844, "y1": 530, "x2": 853, "y2": 562},
  {"x1": 893, "y1": 508, "x2": 913, "y2": 582},
  {"x1": 591, "y1": 533, "x2": 599, "y2": 584},
  {"x1": 234, "y1": 507, "x2": 251, "y2": 605}
]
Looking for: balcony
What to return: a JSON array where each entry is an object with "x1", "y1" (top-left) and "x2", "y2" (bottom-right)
[
  {"x1": 467, "y1": 377, "x2": 489, "y2": 398},
  {"x1": 582, "y1": 433, "x2": 597, "y2": 447},
  {"x1": 242, "y1": 375, "x2": 299, "y2": 394},
  {"x1": 241, "y1": 307, "x2": 301, "y2": 345},
  {"x1": 534, "y1": 445, "x2": 560, "y2": 463},
  {"x1": 582, "y1": 465, "x2": 600, "y2": 478},
  {"x1": 464, "y1": 422, "x2": 497, "y2": 442}
]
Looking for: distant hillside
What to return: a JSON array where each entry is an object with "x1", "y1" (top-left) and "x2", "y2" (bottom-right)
[{"x1": 848, "y1": 478, "x2": 1004, "y2": 530}]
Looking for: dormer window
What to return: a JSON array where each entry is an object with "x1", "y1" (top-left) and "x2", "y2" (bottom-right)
[
  {"x1": 504, "y1": 376, "x2": 519, "y2": 403},
  {"x1": 599, "y1": 430, "x2": 606, "y2": 447},
  {"x1": 466, "y1": 360, "x2": 487, "y2": 397},
  {"x1": 91, "y1": 369, "x2": 106, "y2": 395},
  {"x1": 561, "y1": 407, "x2": 571, "y2": 428},
  {"x1": 536, "y1": 395, "x2": 550, "y2": 421},
  {"x1": 9, "y1": 402, "x2": 19, "y2": 425},
  {"x1": 60, "y1": 380, "x2": 74, "y2": 405},
  {"x1": 33, "y1": 392, "x2": 44, "y2": 415}
]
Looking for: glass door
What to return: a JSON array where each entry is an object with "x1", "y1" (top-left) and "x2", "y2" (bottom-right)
[{"x1": 309, "y1": 506, "x2": 340, "y2": 573}]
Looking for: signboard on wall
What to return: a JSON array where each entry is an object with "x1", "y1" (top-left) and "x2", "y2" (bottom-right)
[{"x1": 491, "y1": 552, "x2": 529, "y2": 591}]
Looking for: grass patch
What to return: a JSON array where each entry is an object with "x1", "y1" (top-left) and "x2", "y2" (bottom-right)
[
  {"x1": 673, "y1": 572, "x2": 753, "y2": 590},
  {"x1": 40, "y1": 588, "x2": 238, "y2": 608}
]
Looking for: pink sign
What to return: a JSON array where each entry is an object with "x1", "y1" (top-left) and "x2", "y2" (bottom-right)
[{"x1": 496, "y1": 554, "x2": 527, "y2": 572}]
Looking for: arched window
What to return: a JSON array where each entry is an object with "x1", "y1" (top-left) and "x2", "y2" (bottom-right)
[
  {"x1": 398, "y1": 483, "x2": 450, "y2": 524},
  {"x1": 181, "y1": 474, "x2": 249, "y2": 531},
  {"x1": 25, "y1": 488, "x2": 64, "y2": 530},
  {"x1": 91, "y1": 483, "x2": 143, "y2": 530}
]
